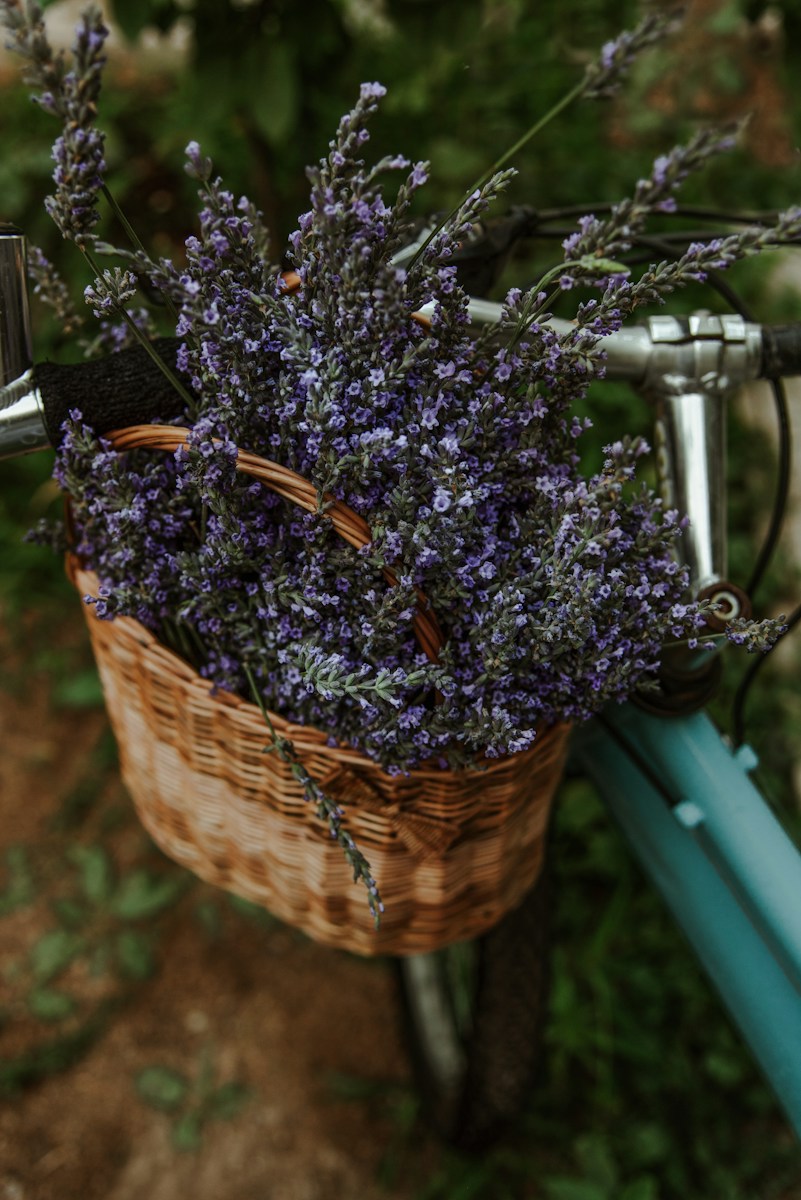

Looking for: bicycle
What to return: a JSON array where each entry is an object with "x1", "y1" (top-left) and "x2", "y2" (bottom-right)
[{"x1": 3, "y1": 213, "x2": 801, "y2": 1155}]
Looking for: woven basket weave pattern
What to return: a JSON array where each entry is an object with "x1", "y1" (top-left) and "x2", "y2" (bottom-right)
[{"x1": 70, "y1": 557, "x2": 570, "y2": 956}]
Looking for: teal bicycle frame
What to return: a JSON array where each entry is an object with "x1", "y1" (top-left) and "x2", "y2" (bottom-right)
[{"x1": 573, "y1": 705, "x2": 801, "y2": 1137}]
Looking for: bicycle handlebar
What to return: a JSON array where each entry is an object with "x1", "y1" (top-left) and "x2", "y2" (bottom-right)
[
  {"x1": 2, "y1": 238, "x2": 801, "y2": 463},
  {"x1": 2, "y1": 308, "x2": 800, "y2": 462},
  {"x1": 761, "y1": 323, "x2": 801, "y2": 379},
  {"x1": 0, "y1": 338, "x2": 190, "y2": 458}
]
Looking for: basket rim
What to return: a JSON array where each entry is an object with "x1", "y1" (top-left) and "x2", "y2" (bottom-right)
[
  {"x1": 96, "y1": 423, "x2": 444, "y2": 664},
  {"x1": 68, "y1": 556, "x2": 570, "y2": 781}
]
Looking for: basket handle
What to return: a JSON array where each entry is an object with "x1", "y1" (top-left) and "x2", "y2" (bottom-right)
[{"x1": 103, "y1": 424, "x2": 445, "y2": 664}]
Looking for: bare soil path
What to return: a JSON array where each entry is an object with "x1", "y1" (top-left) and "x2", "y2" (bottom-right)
[{"x1": 0, "y1": 602, "x2": 434, "y2": 1200}]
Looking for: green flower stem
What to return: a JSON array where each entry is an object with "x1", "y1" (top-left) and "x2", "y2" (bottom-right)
[
  {"x1": 508, "y1": 262, "x2": 573, "y2": 345},
  {"x1": 242, "y1": 663, "x2": 383, "y2": 926},
  {"x1": 81, "y1": 246, "x2": 196, "y2": 414},
  {"x1": 409, "y1": 77, "x2": 586, "y2": 270},
  {"x1": 101, "y1": 184, "x2": 180, "y2": 325},
  {"x1": 101, "y1": 184, "x2": 148, "y2": 261},
  {"x1": 242, "y1": 662, "x2": 282, "y2": 746},
  {"x1": 508, "y1": 254, "x2": 630, "y2": 347}
]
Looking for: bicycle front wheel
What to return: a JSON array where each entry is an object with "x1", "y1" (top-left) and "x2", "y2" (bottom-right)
[{"x1": 395, "y1": 859, "x2": 552, "y2": 1149}]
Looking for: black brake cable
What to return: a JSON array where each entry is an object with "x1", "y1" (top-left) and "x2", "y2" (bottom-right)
[
  {"x1": 732, "y1": 603, "x2": 801, "y2": 748},
  {"x1": 594, "y1": 710, "x2": 681, "y2": 809}
]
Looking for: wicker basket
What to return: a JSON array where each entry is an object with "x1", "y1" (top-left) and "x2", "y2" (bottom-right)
[{"x1": 67, "y1": 425, "x2": 571, "y2": 956}]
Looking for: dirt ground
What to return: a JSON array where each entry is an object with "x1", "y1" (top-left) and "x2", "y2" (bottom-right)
[{"x1": 0, "y1": 601, "x2": 439, "y2": 1200}]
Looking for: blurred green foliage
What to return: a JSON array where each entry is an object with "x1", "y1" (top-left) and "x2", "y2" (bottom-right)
[
  {"x1": 1, "y1": 2, "x2": 801, "y2": 1189},
  {"x1": 2, "y1": 0, "x2": 801, "y2": 293}
]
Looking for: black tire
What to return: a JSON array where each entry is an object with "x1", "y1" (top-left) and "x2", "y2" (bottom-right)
[{"x1": 395, "y1": 857, "x2": 552, "y2": 1150}]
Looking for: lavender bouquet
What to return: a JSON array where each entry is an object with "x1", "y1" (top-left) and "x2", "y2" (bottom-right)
[{"x1": 3, "y1": 2, "x2": 795, "y2": 919}]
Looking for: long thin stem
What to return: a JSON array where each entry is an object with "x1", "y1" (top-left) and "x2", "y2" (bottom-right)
[
  {"x1": 409, "y1": 78, "x2": 587, "y2": 270},
  {"x1": 101, "y1": 184, "x2": 147, "y2": 259},
  {"x1": 101, "y1": 184, "x2": 181, "y2": 326},
  {"x1": 242, "y1": 661, "x2": 382, "y2": 925},
  {"x1": 242, "y1": 662, "x2": 281, "y2": 743},
  {"x1": 82, "y1": 246, "x2": 196, "y2": 414},
  {"x1": 507, "y1": 253, "x2": 627, "y2": 347}
]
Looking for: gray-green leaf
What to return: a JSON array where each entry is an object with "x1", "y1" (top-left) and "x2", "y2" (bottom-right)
[
  {"x1": 209, "y1": 1081, "x2": 251, "y2": 1121},
  {"x1": 30, "y1": 930, "x2": 83, "y2": 983},
  {"x1": 51, "y1": 897, "x2": 90, "y2": 930},
  {"x1": 115, "y1": 930, "x2": 156, "y2": 981},
  {"x1": 53, "y1": 669, "x2": 105, "y2": 709},
  {"x1": 249, "y1": 42, "x2": 298, "y2": 148},
  {"x1": 110, "y1": 871, "x2": 185, "y2": 920},
  {"x1": 69, "y1": 844, "x2": 114, "y2": 905},
  {"x1": 136, "y1": 1065, "x2": 190, "y2": 1112},
  {"x1": 171, "y1": 1111, "x2": 204, "y2": 1152},
  {"x1": 27, "y1": 986, "x2": 77, "y2": 1022},
  {"x1": 0, "y1": 846, "x2": 35, "y2": 916},
  {"x1": 620, "y1": 1180, "x2": 660, "y2": 1200}
]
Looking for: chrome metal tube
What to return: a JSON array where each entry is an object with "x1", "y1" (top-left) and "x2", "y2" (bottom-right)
[
  {"x1": 0, "y1": 227, "x2": 32, "y2": 388},
  {"x1": 655, "y1": 390, "x2": 727, "y2": 593},
  {"x1": 0, "y1": 371, "x2": 48, "y2": 459},
  {"x1": 640, "y1": 314, "x2": 762, "y2": 594},
  {"x1": 454, "y1": 297, "x2": 655, "y2": 380}
]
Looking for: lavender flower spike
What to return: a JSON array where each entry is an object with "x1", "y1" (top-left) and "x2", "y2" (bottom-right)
[
  {"x1": 583, "y1": 7, "x2": 684, "y2": 100},
  {"x1": 1, "y1": 0, "x2": 109, "y2": 246},
  {"x1": 84, "y1": 267, "x2": 138, "y2": 317}
]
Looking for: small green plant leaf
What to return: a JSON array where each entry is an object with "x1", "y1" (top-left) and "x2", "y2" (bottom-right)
[
  {"x1": 90, "y1": 942, "x2": 111, "y2": 978},
  {"x1": 115, "y1": 930, "x2": 156, "y2": 981},
  {"x1": 69, "y1": 844, "x2": 115, "y2": 904},
  {"x1": 194, "y1": 899, "x2": 222, "y2": 940},
  {"x1": 52, "y1": 668, "x2": 105, "y2": 709},
  {"x1": 325, "y1": 1070, "x2": 392, "y2": 1101},
  {"x1": 209, "y1": 1081, "x2": 251, "y2": 1121},
  {"x1": 27, "y1": 986, "x2": 77, "y2": 1022},
  {"x1": 171, "y1": 1110, "x2": 204, "y2": 1152},
  {"x1": 703, "y1": 1049, "x2": 745, "y2": 1086},
  {"x1": 0, "y1": 846, "x2": 35, "y2": 915},
  {"x1": 50, "y1": 897, "x2": 90, "y2": 930},
  {"x1": 249, "y1": 42, "x2": 298, "y2": 147},
  {"x1": 136, "y1": 1065, "x2": 190, "y2": 1111},
  {"x1": 575, "y1": 1135, "x2": 618, "y2": 1189},
  {"x1": 110, "y1": 871, "x2": 185, "y2": 920},
  {"x1": 30, "y1": 930, "x2": 83, "y2": 983},
  {"x1": 227, "y1": 894, "x2": 277, "y2": 929}
]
